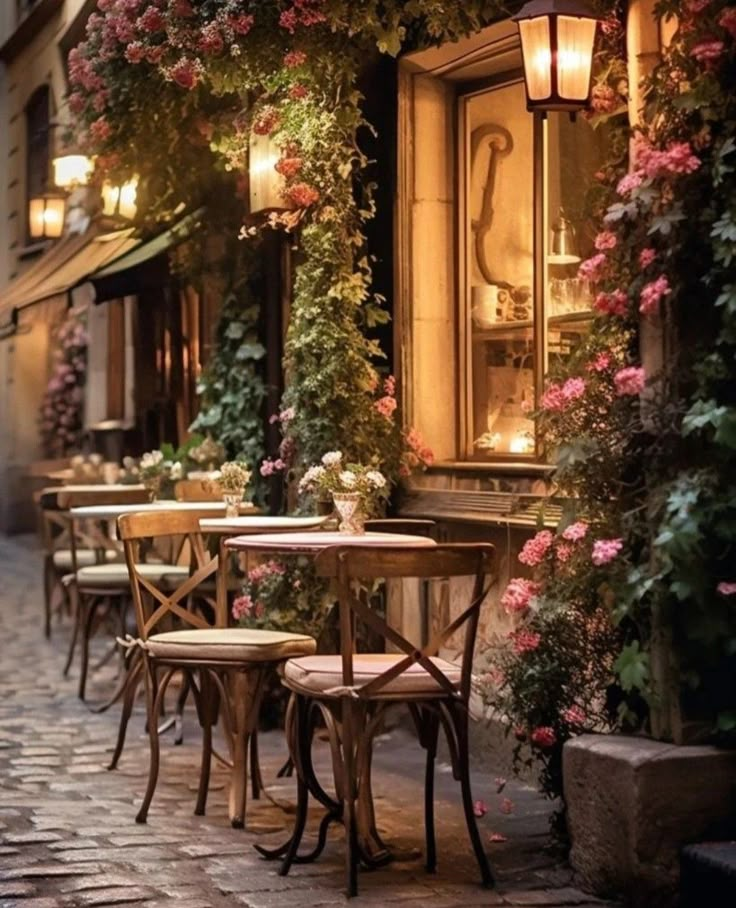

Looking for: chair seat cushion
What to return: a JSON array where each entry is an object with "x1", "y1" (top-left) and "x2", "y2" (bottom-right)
[
  {"x1": 146, "y1": 628, "x2": 317, "y2": 663},
  {"x1": 282, "y1": 653, "x2": 461, "y2": 699},
  {"x1": 53, "y1": 548, "x2": 120, "y2": 570},
  {"x1": 76, "y1": 563, "x2": 190, "y2": 589}
]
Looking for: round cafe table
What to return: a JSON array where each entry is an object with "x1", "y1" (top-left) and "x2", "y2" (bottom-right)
[{"x1": 224, "y1": 531, "x2": 437, "y2": 855}]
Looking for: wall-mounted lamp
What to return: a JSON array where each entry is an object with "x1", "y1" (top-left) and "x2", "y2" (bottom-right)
[
  {"x1": 248, "y1": 131, "x2": 286, "y2": 214},
  {"x1": 52, "y1": 153, "x2": 94, "y2": 190},
  {"x1": 513, "y1": 0, "x2": 600, "y2": 115},
  {"x1": 101, "y1": 178, "x2": 138, "y2": 221},
  {"x1": 28, "y1": 192, "x2": 66, "y2": 239}
]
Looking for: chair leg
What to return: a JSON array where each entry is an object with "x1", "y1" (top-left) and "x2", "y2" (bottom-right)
[
  {"x1": 423, "y1": 710, "x2": 440, "y2": 874},
  {"x1": 174, "y1": 673, "x2": 190, "y2": 746},
  {"x1": 78, "y1": 596, "x2": 99, "y2": 700},
  {"x1": 341, "y1": 698, "x2": 359, "y2": 898},
  {"x1": 194, "y1": 670, "x2": 216, "y2": 816},
  {"x1": 250, "y1": 730, "x2": 263, "y2": 800},
  {"x1": 136, "y1": 660, "x2": 173, "y2": 824},
  {"x1": 62, "y1": 584, "x2": 81, "y2": 677},
  {"x1": 452, "y1": 704, "x2": 494, "y2": 888},
  {"x1": 43, "y1": 556, "x2": 54, "y2": 639},
  {"x1": 108, "y1": 655, "x2": 143, "y2": 771},
  {"x1": 279, "y1": 695, "x2": 311, "y2": 875}
]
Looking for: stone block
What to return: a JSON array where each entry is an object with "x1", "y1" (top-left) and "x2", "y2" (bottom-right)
[{"x1": 564, "y1": 734, "x2": 736, "y2": 906}]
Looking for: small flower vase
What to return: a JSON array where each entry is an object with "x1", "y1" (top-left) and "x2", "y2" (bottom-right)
[
  {"x1": 223, "y1": 491, "x2": 243, "y2": 519},
  {"x1": 333, "y1": 492, "x2": 365, "y2": 535},
  {"x1": 143, "y1": 475, "x2": 161, "y2": 503}
]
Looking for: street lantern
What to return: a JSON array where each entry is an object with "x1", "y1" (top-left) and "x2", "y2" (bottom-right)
[
  {"x1": 52, "y1": 153, "x2": 94, "y2": 190},
  {"x1": 512, "y1": 0, "x2": 600, "y2": 114},
  {"x1": 101, "y1": 178, "x2": 138, "y2": 220},
  {"x1": 248, "y1": 131, "x2": 285, "y2": 213},
  {"x1": 28, "y1": 193, "x2": 66, "y2": 239}
]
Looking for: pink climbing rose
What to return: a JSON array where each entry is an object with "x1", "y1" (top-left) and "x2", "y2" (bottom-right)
[
  {"x1": 591, "y1": 538, "x2": 623, "y2": 566},
  {"x1": 614, "y1": 366, "x2": 646, "y2": 396},
  {"x1": 519, "y1": 530, "x2": 554, "y2": 566}
]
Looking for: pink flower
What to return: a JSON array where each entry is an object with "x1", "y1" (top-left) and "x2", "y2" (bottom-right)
[
  {"x1": 125, "y1": 41, "x2": 146, "y2": 64},
  {"x1": 556, "y1": 543, "x2": 573, "y2": 564},
  {"x1": 383, "y1": 375, "x2": 396, "y2": 396},
  {"x1": 501, "y1": 578, "x2": 541, "y2": 614},
  {"x1": 259, "y1": 458, "x2": 285, "y2": 477},
  {"x1": 636, "y1": 140, "x2": 701, "y2": 179},
  {"x1": 587, "y1": 351, "x2": 612, "y2": 373},
  {"x1": 639, "y1": 275, "x2": 671, "y2": 316},
  {"x1": 137, "y1": 7, "x2": 164, "y2": 32},
  {"x1": 228, "y1": 14, "x2": 255, "y2": 35},
  {"x1": 172, "y1": 0, "x2": 195, "y2": 16},
  {"x1": 562, "y1": 377, "x2": 586, "y2": 403},
  {"x1": 578, "y1": 253, "x2": 607, "y2": 284},
  {"x1": 720, "y1": 8, "x2": 736, "y2": 39},
  {"x1": 617, "y1": 171, "x2": 643, "y2": 196},
  {"x1": 89, "y1": 117, "x2": 112, "y2": 142},
  {"x1": 374, "y1": 395, "x2": 397, "y2": 420},
  {"x1": 253, "y1": 106, "x2": 281, "y2": 136},
  {"x1": 530, "y1": 727, "x2": 556, "y2": 749},
  {"x1": 473, "y1": 800, "x2": 488, "y2": 817},
  {"x1": 562, "y1": 521, "x2": 588, "y2": 542},
  {"x1": 519, "y1": 530, "x2": 554, "y2": 566},
  {"x1": 639, "y1": 248, "x2": 657, "y2": 269},
  {"x1": 614, "y1": 366, "x2": 646, "y2": 396},
  {"x1": 275, "y1": 156, "x2": 303, "y2": 179},
  {"x1": 169, "y1": 57, "x2": 201, "y2": 90},
  {"x1": 232, "y1": 594, "x2": 254, "y2": 621},
  {"x1": 288, "y1": 84, "x2": 309, "y2": 100},
  {"x1": 717, "y1": 582, "x2": 736, "y2": 596},
  {"x1": 594, "y1": 289, "x2": 628, "y2": 317},
  {"x1": 284, "y1": 50, "x2": 307, "y2": 67},
  {"x1": 488, "y1": 832, "x2": 508, "y2": 843},
  {"x1": 509, "y1": 630, "x2": 541, "y2": 654},
  {"x1": 590, "y1": 83, "x2": 617, "y2": 114},
  {"x1": 499, "y1": 798, "x2": 515, "y2": 815},
  {"x1": 691, "y1": 40, "x2": 725, "y2": 65},
  {"x1": 562, "y1": 705, "x2": 586, "y2": 727},
  {"x1": 591, "y1": 538, "x2": 623, "y2": 566},
  {"x1": 284, "y1": 182, "x2": 320, "y2": 207},
  {"x1": 594, "y1": 230, "x2": 617, "y2": 251},
  {"x1": 540, "y1": 383, "x2": 567, "y2": 411},
  {"x1": 199, "y1": 23, "x2": 224, "y2": 54}
]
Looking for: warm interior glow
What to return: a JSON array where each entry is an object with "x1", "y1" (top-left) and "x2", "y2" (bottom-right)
[
  {"x1": 101, "y1": 178, "x2": 138, "y2": 219},
  {"x1": 249, "y1": 131, "x2": 285, "y2": 212},
  {"x1": 28, "y1": 195, "x2": 65, "y2": 239},
  {"x1": 519, "y1": 16, "x2": 551, "y2": 101},
  {"x1": 509, "y1": 432, "x2": 535, "y2": 454},
  {"x1": 52, "y1": 154, "x2": 94, "y2": 190},
  {"x1": 557, "y1": 15, "x2": 597, "y2": 101}
]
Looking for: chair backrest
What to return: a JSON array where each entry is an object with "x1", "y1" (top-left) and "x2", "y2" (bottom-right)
[
  {"x1": 117, "y1": 509, "x2": 221, "y2": 640},
  {"x1": 314, "y1": 543, "x2": 494, "y2": 701},
  {"x1": 174, "y1": 479, "x2": 223, "y2": 502}
]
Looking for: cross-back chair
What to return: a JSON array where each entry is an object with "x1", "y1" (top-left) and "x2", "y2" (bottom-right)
[
  {"x1": 59, "y1": 488, "x2": 162, "y2": 699},
  {"x1": 118, "y1": 510, "x2": 317, "y2": 828},
  {"x1": 259, "y1": 542, "x2": 495, "y2": 897},
  {"x1": 174, "y1": 479, "x2": 223, "y2": 502}
]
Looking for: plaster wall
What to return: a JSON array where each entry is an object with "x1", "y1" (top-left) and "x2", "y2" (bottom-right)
[{"x1": 0, "y1": 0, "x2": 89, "y2": 531}]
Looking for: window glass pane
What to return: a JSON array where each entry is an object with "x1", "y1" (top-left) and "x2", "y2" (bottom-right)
[
  {"x1": 545, "y1": 113, "x2": 608, "y2": 375},
  {"x1": 464, "y1": 80, "x2": 536, "y2": 458}
]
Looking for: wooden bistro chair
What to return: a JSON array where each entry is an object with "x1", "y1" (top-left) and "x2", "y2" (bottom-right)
[
  {"x1": 174, "y1": 478, "x2": 223, "y2": 502},
  {"x1": 118, "y1": 510, "x2": 317, "y2": 827},
  {"x1": 260, "y1": 543, "x2": 495, "y2": 898}
]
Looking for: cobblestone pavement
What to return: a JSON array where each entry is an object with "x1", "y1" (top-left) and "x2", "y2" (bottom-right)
[{"x1": 0, "y1": 535, "x2": 616, "y2": 908}]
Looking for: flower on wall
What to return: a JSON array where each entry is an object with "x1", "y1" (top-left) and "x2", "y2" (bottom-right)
[{"x1": 39, "y1": 309, "x2": 88, "y2": 458}]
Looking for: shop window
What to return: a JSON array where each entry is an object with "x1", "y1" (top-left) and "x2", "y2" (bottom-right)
[
  {"x1": 25, "y1": 85, "x2": 50, "y2": 240},
  {"x1": 459, "y1": 75, "x2": 607, "y2": 461}
]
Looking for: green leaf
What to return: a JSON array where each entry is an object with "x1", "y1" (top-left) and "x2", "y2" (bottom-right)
[
  {"x1": 614, "y1": 641, "x2": 650, "y2": 693},
  {"x1": 717, "y1": 710, "x2": 736, "y2": 732}
]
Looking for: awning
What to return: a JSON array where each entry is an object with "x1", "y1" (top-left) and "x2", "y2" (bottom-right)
[
  {"x1": 0, "y1": 223, "x2": 139, "y2": 321},
  {"x1": 88, "y1": 208, "x2": 203, "y2": 303}
]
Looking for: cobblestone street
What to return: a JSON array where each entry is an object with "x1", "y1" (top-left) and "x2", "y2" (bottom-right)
[{"x1": 0, "y1": 535, "x2": 615, "y2": 908}]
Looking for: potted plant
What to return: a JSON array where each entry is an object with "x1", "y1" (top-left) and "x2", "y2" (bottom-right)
[{"x1": 298, "y1": 451, "x2": 388, "y2": 534}]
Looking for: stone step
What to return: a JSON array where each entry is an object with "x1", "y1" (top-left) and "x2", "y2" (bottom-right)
[{"x1": 680, "y1": 842, "x2": 736, "y2": 907}]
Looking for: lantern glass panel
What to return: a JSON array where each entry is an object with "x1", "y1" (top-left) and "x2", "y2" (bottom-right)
[
  {"x1": 52, "y1": 154, "x2": 93, "y2": 189},
  {"x1": 557, "y1": 15, "x2": 597, "y2": 102},
  {"x1": 43, "y1": 196, "x2": 65, "y2": 237},
  {"x1": 118, "y1": 180, "x2": 138, "y2": 220},
  {"x1": 518, "y1": 15, "x2": 551, "y2": 101}
]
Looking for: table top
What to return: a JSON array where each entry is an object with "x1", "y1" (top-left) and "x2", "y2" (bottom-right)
[
  {"x1": 200, "y1": 515, "x2": 329, "y2": 534},
  {"x1": 71, "y1": 501, "x2": 259, "y2": 520},
  {"x1": 43, "y1": 483, "x2": 145, "y2": 496},
  {"x1": 225, "y1": 531, "x2": 437, "y2": 554}
]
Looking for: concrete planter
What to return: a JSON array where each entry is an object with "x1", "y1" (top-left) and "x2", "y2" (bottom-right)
[{"x1": 564, "y1": 734, "x2": 736, "y2": 906}]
